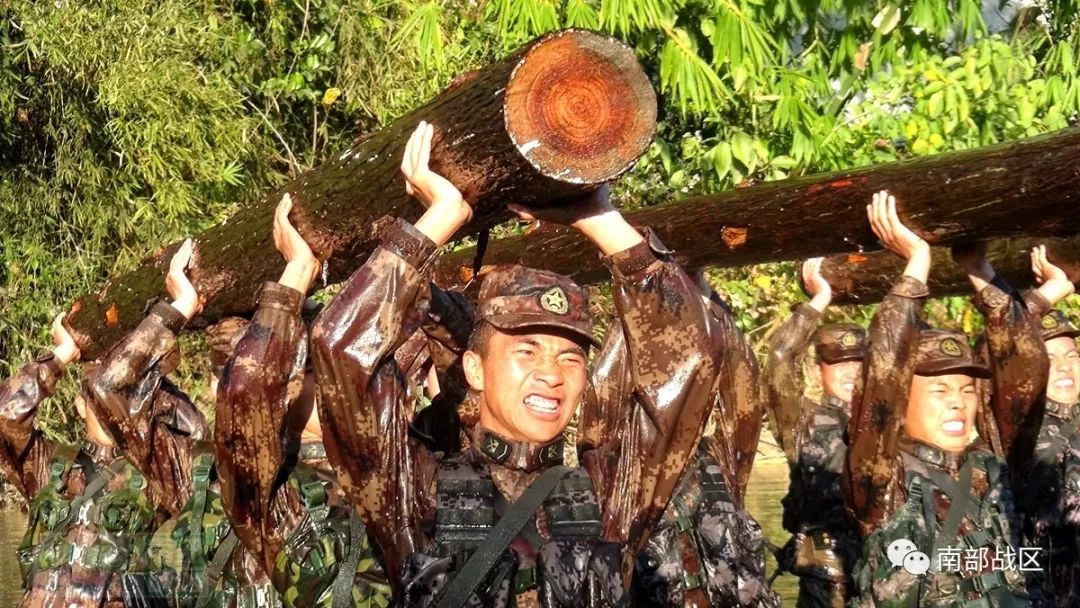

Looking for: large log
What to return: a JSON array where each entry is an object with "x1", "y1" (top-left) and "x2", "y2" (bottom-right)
[
  {"x1": 433, "y1": 128, "x2": 1080, "y2": 287},
  {"x1": 814, "y1": 235, "x2": 1080, "y2": 304},
  {"x1": 68, "y1": 29, "x2": 656, "y2": 359}
]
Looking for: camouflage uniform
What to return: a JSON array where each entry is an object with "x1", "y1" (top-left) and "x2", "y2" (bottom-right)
[
  {"x1": 847, "y1": 275, "x2": 1048, "y2": 608},
  {"x1": 0, "y1": 300, "x2": 207, "y2": 607},
  {"x1": 171, "y1": 441, "x2": 283, "y2": 608},
  {"x1": 1016, "y1": 310, "x2": 1080, "y2": 607},
  {"x1": 582, "y1": 290, "x2": 779, "y2": 607},
  {"x1": 215, "y1": 281, "x2": 392, "y2": 608},
  {"x1": 310, "y1": 218, "x2": 718, "y2": 606},
  {"x1": 764, "y1": 305, "x2": 864, "y2": 608}
]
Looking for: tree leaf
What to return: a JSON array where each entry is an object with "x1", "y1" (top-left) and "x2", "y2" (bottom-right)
[{"x1": 872, "y1": 5, "x2": 901, "y2": 36}]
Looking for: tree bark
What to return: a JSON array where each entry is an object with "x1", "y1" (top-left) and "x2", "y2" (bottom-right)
[
  {"x1": 68, "y1": 29, "x2": 656, "y2": 359},
  {"x1": 434, "y1": 127, "x2": 1080, "y2": 287},
  {"x1": 813, "y1": 235, "x2": 1080, "y2": 305}
]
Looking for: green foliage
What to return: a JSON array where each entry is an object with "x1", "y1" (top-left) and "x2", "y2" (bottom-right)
[{"x1": 1, "y1": 0, "x2": 1078, "y2": 442}]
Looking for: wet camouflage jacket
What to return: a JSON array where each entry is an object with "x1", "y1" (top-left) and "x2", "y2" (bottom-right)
[
  {"x1": 0, "y1": 301, "x2": 207, "y2": 607},
  {"x1": 171, "y1": 443, "x2": 281, "y2": 608},
  {"x1": 309, "y1": 218, "x2": 718, "y2": 605},
  {"x1": 1012, "y1": 294, "x2": 1080, "y2": 607},
  {"x1": 847, "y1": 275, "x2": 1047, "y2": 607},
  {"x1": 215, "y1": 281, "x2": 391, "y2": 608},
  {"x1": 582, "y1": 287, "x2": 774, "y2": 607},
  {"x1": 633, "y1": 438, "x2": 781, "y2": 608},
  {"x1": 764, "y1": 303, "x2": 855, "y2": 534}
]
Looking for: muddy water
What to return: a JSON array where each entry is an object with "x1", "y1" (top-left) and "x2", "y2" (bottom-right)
[{"x1": 0, "y1": 461, "x2": 799, "y2": 606}]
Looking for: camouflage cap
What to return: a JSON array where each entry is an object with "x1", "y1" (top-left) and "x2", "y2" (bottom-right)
[
  {"x1": 913, "y1": 329, "x2": 990, "y2": 379},
  {"x1": 1039, "y1": 309, "x2": 1080, "y2": 342},
  {"x1": 476, "y1": 265, "x2": 598, "y2": 347},
  {"x1": 813, "y1": 323, "x2": 867, "y2": 364}
]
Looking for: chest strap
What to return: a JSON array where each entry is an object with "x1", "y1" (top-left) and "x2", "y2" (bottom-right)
[
  {"x1": 435, "y1": 465, "x2": 568, "y2": 608},
  {"x1": 195, "y1": 530, "x2": 239, "y2": 608},
  {"x1": 330, "y1": 513, "x2": 366, "y2": 608},
  {"x1": 52, "y1": 457, "x2": 128, "y2": 535}
]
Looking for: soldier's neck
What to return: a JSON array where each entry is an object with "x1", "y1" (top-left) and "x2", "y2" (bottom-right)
[{"x1": 472, "y1": 426, "x2": 564, "y2": 473}]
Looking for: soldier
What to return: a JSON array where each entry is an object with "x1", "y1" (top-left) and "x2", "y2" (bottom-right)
[
  {"x1": 1011, "y1": 248, "x2": 1079, "y2": 606},
  {"x1": 764, "y1": 258, "x2": 864, "y2": 608},
  {"x1": 581, "y1": 269, "x2": 780, "y2": 607},
  {"x1": 0, "y1": 249, "x2": 207, "y2": 606},
  {"x1": 309, "y1": 120, "x2": 718, "y2": 607},
  {"x1": 847, "y1": 191, "x2": 1048, "y2": 607},
  {"x1": 214, "y1": 194, "x2": 392, "y2": 607}
]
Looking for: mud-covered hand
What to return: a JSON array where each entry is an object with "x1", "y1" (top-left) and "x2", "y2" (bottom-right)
[
  {"x1": 951, "y1": 241, "x2": 994, "y2": 292},
  {"x1": 51, "y1": 312, "x2": 80, "y2": 365},
  {"x1": 273, "y1": 193, "x2": 320, "y2": 293},
  {"x1": 1032, "y1": 244, "x2": 1075, "y2": 306},
  {"x1": 509, "y1": 184, "x2": 642, "y2": 256},
  {"x1": 166, "y1": 239, "x2": 203, "y2": 320},
  {"x1": 867, "y1": 190, "x2": 930, "y2": 283},
  {"x1": 403, "y1": 120, "x2": 472, "y2": 247},
  {"x1": 802, "y1": 257, "x2": 832, "y2": 313}
]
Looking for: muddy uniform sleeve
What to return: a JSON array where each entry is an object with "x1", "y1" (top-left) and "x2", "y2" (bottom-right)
[
  {"x1": 707, "y1": 294, "x2": 764, "y2": 504},
  {"x1": 582, "y1": 232, "x2": 718, "y2": 555},
  {"x1": 578, "y1": 322, "x2": 632, "y2": 454},
  {"x1": 975, "y1": 277, "x2": 1051, "y2": 472},
  {"x1": 764, "y1": 303, "x2": 821, "y2": 464},
  {"x1": 0, "y1": 355, "x2": 63, "y2": 499},
  {"x1": 215, "y1": 282, "x2": 308, "y2": 573},
  {"x1": 85, "y1": 302, "x2": 207, "y2": 517},
  {"x1": 847, "y1": 276, "x2": 927, "y2": 537},
  {"x1": 311, "y1": 218, "x2": 440, "y2": 585}
]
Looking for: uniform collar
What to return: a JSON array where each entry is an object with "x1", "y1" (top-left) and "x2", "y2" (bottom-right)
[
  {"x1": 81, "y1": 440, "x2": 119, "y2": 465},
  {"x1": 473, "y1": 426, "x2": 563, "y2": 473},
  {"x1": 299, "y1": 441, "x2": 327, "y2": 463},
  {"x1": 1045, "y1": 399, "x2": 1080, "y2": 422},
  {"x1": 899, "y1": 437, "x2": 966, "y2": 473}
]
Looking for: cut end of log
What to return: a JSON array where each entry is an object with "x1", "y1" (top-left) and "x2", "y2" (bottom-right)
[{"x1": 505, "y1": 29, "x2": 656, "y2": 185}]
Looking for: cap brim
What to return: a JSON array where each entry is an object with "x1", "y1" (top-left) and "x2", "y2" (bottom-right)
[
  {"x1": 915, "y1": 359, "x2": 992, "y2": 379},
  {"x1": 820, "y1": 349, "x2": 866, "y2": 364},
  {"x1": 1044, "y1": 328, "x2": 1080, "y2": 342},
  {"x1": 485, "y1": 314, "x2": 600, "y2": 348}
]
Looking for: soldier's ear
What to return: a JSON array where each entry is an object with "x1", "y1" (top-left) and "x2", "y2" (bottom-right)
[{"x1": 463, "y1": 350, "x2": 485, "y2": 393}]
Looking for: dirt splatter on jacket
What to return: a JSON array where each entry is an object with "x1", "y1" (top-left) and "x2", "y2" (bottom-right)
[{"x1": 309, "y1": 217, "x2": 718, "y2": 605}]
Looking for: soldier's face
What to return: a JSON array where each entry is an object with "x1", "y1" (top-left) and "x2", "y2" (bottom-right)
[
  {"x1": 905, "y1": 373, "x2": 979, "y2": 452},
  {"x1": 464, "y1": 327, "x2": 588, "y2": 444},
  {"x1": 820, "y1": 360, "x2": 861, "y2": 402},
  {"x1": 1045, "y1": 336, "x2": 1080, "y2": 405}
]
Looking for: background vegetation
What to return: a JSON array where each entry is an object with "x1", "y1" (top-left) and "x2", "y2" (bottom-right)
[{"x1": 1, "y1": 0, "x2": 1079, "y2": 445}]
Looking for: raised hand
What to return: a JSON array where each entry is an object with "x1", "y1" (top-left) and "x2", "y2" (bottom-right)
[
  {"x1": 403, "y1": 121, "x2": 473, "y2": 247},
  {"x1": 51, "y1": 312, "x2": 80, "y2": 365},
  {"x1": 166, "y1": 239, "x2": 202, "y2": 320},
  {"x1": 1032, "y1": 244, "x2": 1075, "y2": 305},
  {"x1": 951, "y1": 241, "x2": 994, "y2": 292},
  {"x1": 273, "y1": 193, "x2": 320, "y2": 293},
  {"x1": 508, "y1": 184, "x2": 642, "y2": 256},
  {"x1": 867, "y1": 190, "x2": 930, "y2": 283},
  {"x1": 802, "y1": 257, "x2": 833, "y2": 312},
  {"x1": 508, "y1": 184, "x2": 615, "y2": 227}
]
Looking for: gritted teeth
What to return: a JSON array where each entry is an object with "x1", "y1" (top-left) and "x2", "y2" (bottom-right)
[
  {"x1": 524, "y1": 394, "x2": 560, "y2": 413},
  {"x1": 1054, "y1": 378, "x2": 1075, "y2": 387},
  {"x1": 942, "y1": 420, "x2": 965, "y2": 433}
]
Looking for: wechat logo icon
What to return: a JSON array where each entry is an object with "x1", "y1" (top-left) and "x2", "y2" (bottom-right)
[{"x1": 887, "y1": 539, "x2": 930, "y2": 576}]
